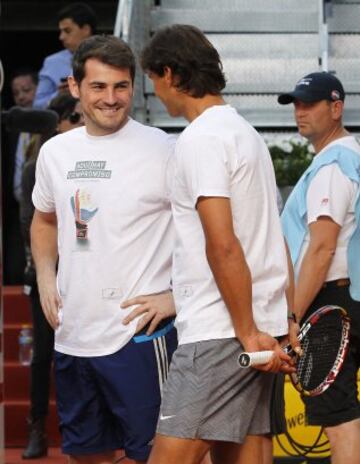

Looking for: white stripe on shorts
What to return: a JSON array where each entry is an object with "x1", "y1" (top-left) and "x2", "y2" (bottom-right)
[
  {"x1": 160, "y1": 336, "x2": 169, "y2": 378},
  {"x1": 153, "y1": 336, "x2": 169, "y2": 393}
]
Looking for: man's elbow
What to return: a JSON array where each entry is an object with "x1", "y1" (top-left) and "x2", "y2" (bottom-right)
[
  {"x1": 30, "y1": 215, "x2": 38, "y2": 239},
  {"x1": 310, "y1": 242, "x2": 336, "y2": 264},
  {"x1": 206, "y1": 236, "x2": 240, "y2": 263}
]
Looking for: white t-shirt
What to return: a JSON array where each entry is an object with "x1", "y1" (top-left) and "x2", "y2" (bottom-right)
[
  {"x1": 33, "y1": 119, "x2": 174, "y2": 356},
  {"x1": 295, "y1": 136, "x2": 360, "y2": 281},
  {"x1": 171, "y1": 105, "x2": 289, "y2": 345}
]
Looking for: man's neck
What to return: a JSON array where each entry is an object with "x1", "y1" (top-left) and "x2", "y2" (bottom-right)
[
  {"x1": 182, "y1": 95, "x2": 226, "y2": 122},
  {"x1": 313, "y1": 125, "x2": 350, "y2": 154}
]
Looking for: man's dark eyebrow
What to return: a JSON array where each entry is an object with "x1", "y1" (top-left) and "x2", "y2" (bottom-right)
[
  {"x1": 88, "y1": 80, "x2": 131, "y2": 86},
  {"x1": 88, "y1": 81, "x2": 106, "y2": 86},
  {"x1": 115, "y1": 80, "x2": 131, "y2": 86}
]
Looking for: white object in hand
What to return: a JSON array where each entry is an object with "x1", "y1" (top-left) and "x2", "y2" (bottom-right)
[{"x1": 238, "y1": 350, "x2": 274, "y2": 368}]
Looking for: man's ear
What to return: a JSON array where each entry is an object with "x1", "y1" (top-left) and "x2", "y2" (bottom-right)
[
  {"x1": 164, "y1": 67, "x2": 175, "y2": 87},
  {"x1": 81, "y1": 24, "x2": 92, "y2": 38},
  {"x1": 67, "y1": 76, "x2": 80, "y2": 98},
  {"x1": 331, "y1": 100, "x2": 344, "y2": 121}
]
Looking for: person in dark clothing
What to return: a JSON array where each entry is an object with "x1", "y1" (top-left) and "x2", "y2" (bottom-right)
[
  {"x1": 21, "y1": 93, "x2": 83, "y2": 459},
  {"x1": 2, "y1": 68, "x2": 38, "y2": 284}
]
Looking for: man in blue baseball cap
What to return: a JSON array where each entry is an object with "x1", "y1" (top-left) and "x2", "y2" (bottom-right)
[
  {"x1": 278, "y1": 71, "x2": 345, "y2": 105},
  {"x1": 279, "y1": 72, "x2": 360, "y2": 464}
]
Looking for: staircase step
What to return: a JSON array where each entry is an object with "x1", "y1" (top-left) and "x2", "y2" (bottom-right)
[
  {"x1": 151, "y1": 9, "x2": 318, "y2": 33},
  {"x1": 3, "y1": 287, "x2": 59, "y2": 447},
  {"x1": 4, "y1": 363, "x2": 56, "y2": 401},
  {"x1": 5, "y1": 447, "x2": 66, "y2": 463},
  {"x1": 161, "y1": 0, "x2": 316, "y2": 9},
  {"x1": 4, "y1": 447, "x2": 129, "y2": 463},
  {"x1": 5, "y1": 401, "x2": 61, "y2": 447},
  {"x1": 329, "y1": 4, "x2": 360, "y2": 32},
  {"x1": 3, "y1": 286, "x2": 31, "y2": 325}
]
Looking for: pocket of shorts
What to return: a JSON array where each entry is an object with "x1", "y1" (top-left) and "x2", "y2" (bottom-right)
[
  {"x1": 191, "y1": 342, "x2": 207, "y2": 377},
  {"x1": 175, "y1": 343, "x2": 197, "y2": 373}
]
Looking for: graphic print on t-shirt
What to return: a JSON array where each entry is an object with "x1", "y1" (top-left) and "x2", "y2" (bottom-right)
[
  {"x1": 70, "y1": 189, "x2": 98, "y2": 240},
  {"x1": 67, "y1": 160, "x2": 112, "y2": 179}
]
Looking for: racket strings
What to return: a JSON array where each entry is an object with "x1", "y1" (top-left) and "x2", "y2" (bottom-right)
[
  {"x1": 274, "y1": 306, "x2": 349, "y2": 458},
  {"x1": 297, "y1": 312, "x2": 343, "y2": 391}
]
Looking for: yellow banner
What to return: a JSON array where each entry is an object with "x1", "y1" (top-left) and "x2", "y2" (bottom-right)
[{"x1": 273, "y1": 373, "x2": 360, "y2": 458}]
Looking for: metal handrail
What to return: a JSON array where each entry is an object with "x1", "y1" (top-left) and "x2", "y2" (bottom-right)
[
  {"x1": 319, "y1": 0, "x2": 329, "y2": 70},
  {"x1": 113, "y1": 0, "x2": 153, "y2": 122},
  {"x1": 114, "y1": 0, "x2": 134, "y2": 41}
]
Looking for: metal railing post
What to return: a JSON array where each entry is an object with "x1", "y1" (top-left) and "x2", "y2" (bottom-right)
[
  {"x1": 113, "y1": 0, "x2": 134, "y2": 42},
  {"x1": 319, "y1": 0, "x2": 329, "y2": 71}
]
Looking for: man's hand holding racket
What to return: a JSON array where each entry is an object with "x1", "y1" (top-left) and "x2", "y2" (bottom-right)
[
  {"x1": 241, "y1": 330, "x2": 296, "y2": 374},
  {"x1": 238, "y1": 305, "x2": 350, "y2": 396},
  {"x1": 287, "y1": 316, "x2": 302, "y2": 355}
]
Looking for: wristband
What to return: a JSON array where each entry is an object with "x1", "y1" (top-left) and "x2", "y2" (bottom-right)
[{"x1": 287, "y1": 311, "x2": 297, "y2": 323}]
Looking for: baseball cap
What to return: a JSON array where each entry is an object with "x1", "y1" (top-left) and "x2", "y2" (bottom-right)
[{"x1": 278, "y1": 72, "x2": 345, "y2": 105}]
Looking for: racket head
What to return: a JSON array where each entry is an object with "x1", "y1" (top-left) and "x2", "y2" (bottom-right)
[{"x1": 289, "y1": 305, "x2": 350, "y2": 397}]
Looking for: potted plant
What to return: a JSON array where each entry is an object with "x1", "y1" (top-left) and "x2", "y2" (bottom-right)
[{"x1": 266, "y1": 137, "x2": 314, "y2": 203}]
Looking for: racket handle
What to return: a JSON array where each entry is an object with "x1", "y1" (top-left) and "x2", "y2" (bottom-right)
[{"x1": 238, "y1": 350, "x2": 274, "y2": 368}]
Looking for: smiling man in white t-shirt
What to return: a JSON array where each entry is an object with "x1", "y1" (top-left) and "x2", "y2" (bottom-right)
[
  {"x1": 279, "y1": 72, "x2": 360, "y2": 464},
  {"x1": 31, "y1": 35, "x2": 177, "y2": 464},
  {"x1": 140, "y1": 24, "x2": 295, "y2": 464}
]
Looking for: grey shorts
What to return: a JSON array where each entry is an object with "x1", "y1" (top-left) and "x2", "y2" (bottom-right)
[{"x1": 157, "y1": 338, "x2": 275, "y2": 444}]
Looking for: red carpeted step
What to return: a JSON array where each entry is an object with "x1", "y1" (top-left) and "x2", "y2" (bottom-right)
[
  {"x1": 3, "y1": 286, "x2": 34, "y2": 367},
  {"x1": 5, "y1": 447, "x2": 129, "y2": 463},
  {"x1": 5, "y1": 401, "x2": 61, "y2": 447},
  {"x1": 3, "y1": 286, "x2": 31, "y2": 325},
  {"x1": 4, "y1": 363, "x2": 31, "y2": 401},
  {"x1": 5, "y1": 447, "x2": 67, "y2": 463},
  {"x1": 4, "y1": 363, "x2": 56, "y2": 400},
  {"x1": 4, "y1": 286, "x2": 59, "y2": 447}
]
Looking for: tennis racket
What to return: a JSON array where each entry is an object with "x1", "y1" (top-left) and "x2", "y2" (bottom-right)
[{"x1": 238, "y1": 305, "x2": 350, "y2": 397}]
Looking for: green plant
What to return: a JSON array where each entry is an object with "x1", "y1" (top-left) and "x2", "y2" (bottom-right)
[{"x1": 268, "y1": 139, "x2": 314, "y2": 187}]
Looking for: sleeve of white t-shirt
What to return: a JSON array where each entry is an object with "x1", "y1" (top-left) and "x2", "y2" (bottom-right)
[
  {"x1": 177, "y1": 135, "x2": 231, "y2": 206},
  {"x1": 32, "y1": 147, "x2": 56, "y2": 213},
  {"x1": 306, "y1": 163, "x2": 355, "y2": 226}
]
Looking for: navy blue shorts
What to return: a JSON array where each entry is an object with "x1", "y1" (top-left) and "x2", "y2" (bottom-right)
[{"x1": 54, "y1": 319, "x2": 177, "y2": 460}]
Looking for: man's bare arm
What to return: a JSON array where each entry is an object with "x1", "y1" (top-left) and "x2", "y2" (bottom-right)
[
  {"x1": 285, "y1": 240, "x2": 295, "y2": 313},
  {"x1": 295, "y1": 216, "x2": 340, "y2": 321},
  {"x1": 31, "y1": 209, "x2": 61, "y2": 329},
  {"x1": 197, "y1": 196, "x2": 292, "y2": 373},
  {"x1": 284, "y1": 239, "x2": 301, "y2": 353}
]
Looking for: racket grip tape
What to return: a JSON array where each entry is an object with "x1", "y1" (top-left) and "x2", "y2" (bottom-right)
[{"x1": 238, "y1": 350, "x2": 274, "y2": 368}]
